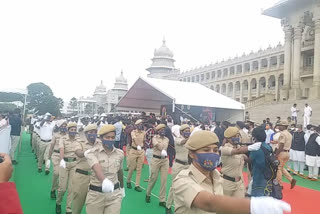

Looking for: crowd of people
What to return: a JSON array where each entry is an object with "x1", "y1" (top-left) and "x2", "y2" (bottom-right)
[{"x1": 4, "y1": 107, "x2": 320, "y2": 213}]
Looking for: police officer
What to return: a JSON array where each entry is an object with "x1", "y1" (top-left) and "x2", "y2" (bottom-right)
[
  {"x1": 145, "y1": 124, "x2": 169, "y2": 207},
  {"x1": 56, "y1": 122, "x2": 83, "y2": 214},
  {"x1": 172, "y1": 130, "x2": 291, "y2": 214},
  {"x1": 166, "y1": 124, "x2": 191, "y2": 214},
  {"x1": 127, "y1": 119, "x2": 145, "y2": 192},
  {"x1": 275, "y1": 121, "x2": 296, "y2": 189},
  {"x1": 221, "y1": 127, "x2": 261, "y2": 198},
  {"x1": 85, "y1": 124, "x2": 125, "y2": 214},
  {"x1": 48, "y1": 120, "x2": 67, "y2": 199},
  {"x1": 72, "y1": 124, "x2": 98, "y2": 214}
]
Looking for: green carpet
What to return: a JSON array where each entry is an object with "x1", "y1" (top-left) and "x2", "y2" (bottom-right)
[{"x1": 13, "y1": 132, "x2": 172, "y2": 214}]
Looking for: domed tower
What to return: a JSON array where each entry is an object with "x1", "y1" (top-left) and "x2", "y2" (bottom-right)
[
  {"x1": 146, "y1": 38, "x2": 180, "y2": 79},
  {"x1": 106, "y1": 71, "x2": 129, "y2": 112},
  {"x1": 93, "y1": 80, "x2": 107, "y2": 107},
  {"x1": 113, "y1": 71, "x2": 128, "y2": 91}
]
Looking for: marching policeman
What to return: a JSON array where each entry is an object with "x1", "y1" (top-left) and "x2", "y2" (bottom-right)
[
  {"x1": 85, "y1": 125, "x2": 125, "y2": 214},
  {"x1": 72, "y1": 124, "x2": 99, "y2": 214},
  {"x1": 145, "y1": 124, "x2": 169, "y2": 207},
  {"x1": 126, "y1": 119, "x2": 145, "y2": 192}
]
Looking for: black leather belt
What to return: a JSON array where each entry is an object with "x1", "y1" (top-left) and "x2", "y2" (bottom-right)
[
  {"x1": 175, "y1": 159, "x2": 189, "y2": 166},
  {"x1": 64, "y1": 157, "x2": 76, "y2": 162},
  {"x1": 153, "y1": 154, "x2": 167, "y2": 159},
  {"x1": 41, "y1": 139, "x2": 51, "y2": 143},
  {"x1": 54, "y1": 149, "x2": 60, "y2": 153},
  {"x1": 283, "y1": 150, "x2": 289, "y2": 152},
  {"x1": 76, "y1": 168, "x2": 91, "y2": 176},
  {"x1": 223, "y1": 174, "x2": 241, "y2": 182},
  {"x1": 89, "y1": 182, "x2": 120, "y2": 192},
  {"x1": 132, "y1": 146, "x2": 143, "y2": 150}
]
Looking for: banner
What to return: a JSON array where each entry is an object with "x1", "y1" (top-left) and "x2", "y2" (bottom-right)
[{"x1": 0, "y1": 125, "x2": 11, "y2": 154}]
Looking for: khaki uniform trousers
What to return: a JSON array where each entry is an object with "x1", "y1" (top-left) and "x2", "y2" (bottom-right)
[
  {"x1": 32, "y1": 133, "x2": 37, "y2": 152},
  {"x1": 72, "y1": 170, "x2": 90, "y2": 214},
  {"x1": 126, "y1": 145, "x2": 131, "y2": 168},
  {"x1": 277, "y1": 151, "x2": 293, "y2": 185},
  {"x1": 56, "y1": 161, "x2": 77, "y2": 212},
  {"x1": 86, "y1": 188, "x2": 122, "y2": 214},
  {"x1": 127, "y1": 149, "x2": 144, "y2": 186},
  {"x1": 146, "y1": 157, "x2": 169, "y2": 202},
  {"x1": 222, "y1": 179, "x2": 245, "y2": 198},
  {"x1": 166, "y1": 162, "x2": 189, "y2": 208},
  {"x1": 51, "y1": 153, "x2": 60, "y2": 191},
  {"x1": 36, "y1": 135, "x2": 40, "y2": 158},
  {"x1": 37, "y1": 141, "x2": 50, "y2": 170}
]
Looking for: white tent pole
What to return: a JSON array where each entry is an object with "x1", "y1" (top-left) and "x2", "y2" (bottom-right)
[{"x1": 172, "y1": 99, "x2": 175, "y2": 113}]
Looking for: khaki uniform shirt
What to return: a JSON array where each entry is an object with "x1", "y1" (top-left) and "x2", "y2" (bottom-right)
[
  {"x1": 131, "y1": 130, "x2": 145, "y2": 147},
  {"x1": 279, "y1": 129, "x2": 293, "y2": 150},
  {"x1": 59, "y1": 136, "x2": 83, "y2": 159},
  {"x1": 152, "y1": 135, "x2": 169, "y2": 156},
  {"x1": 52, "y1": 133, "x2": 65, "y2": 151},
  {"x1": 86, "y1": 144, "x2": 124, "y2": 186},
  {"x1": 74, "y1": 140, "x2": 97, "y2": 171},
  {"x1": 173, "y1": 164, "x2": 223, "y2": 214},
  {"x1": 220, "y1": 143, "x2": 244, "y2": 178},
  {"x1": 175, "y1": 136, "x2": 188, "y2": 162},
  {"x1": 239, "y1": 129, "x2": 250, "y2": 144}
]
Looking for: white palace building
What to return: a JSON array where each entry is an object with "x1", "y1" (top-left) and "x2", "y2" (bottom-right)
[{"x1": 147, "y1": 0, "x2": 320, "y2": 106}]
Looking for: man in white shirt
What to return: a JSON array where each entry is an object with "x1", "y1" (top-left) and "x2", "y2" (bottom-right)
[
  {"x1": 291, "y1": 104, "x2": 298, "y2": 125},
  {"x1": 171, "y1": 120, "x2": 181, "y2": 138},
  {"x1": 0, "y1": 114, "x2": 8, "y2": 130},
  {"x1": 264, "y1": 123, "x2": 274, "y2": 144},
  {"x1": 38, "y1": 113, "x2": 55, "y2": 174},
  {"x1": 303, "y1": 103, "x2": 312, "y2": 128}
]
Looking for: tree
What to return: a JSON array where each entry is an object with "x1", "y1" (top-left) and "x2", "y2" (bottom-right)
[
  {"x1": 85, "y1": 103, "x2": 93, "y2": 115},
  {"x1": 0, "y1": 103, "x2": 18, "y2": 113},
  {"x1": 27, "y1": 82, "x2": 62, "y2": 116},
  {"x1": 97, "y1": 106, "x2": 105, "y2": 114},
  {"x1": 69, "y1": 97, "x2": 78, "y2": 113},
  {"x1": 57, "y1": 98, "x2": 64, "y2": 110}
]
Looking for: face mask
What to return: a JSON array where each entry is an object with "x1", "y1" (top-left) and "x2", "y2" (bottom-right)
[
  {"x1": 138, "y1": 125, "x2": 144, "y2": 130},
  {"x1": 231, "y1": 137, "x2": 240, "y2": 144},
  {"x1": 159, "y1": 131, "x2": 165, "y2": 136},
  {"x1": 60, "y1": 127, "x2": 67, "y2": 133},
  {"x1": 291, "y1": 128, "x2": 295, "y2": 131},
  {"x1": 183, "y1": 132, "x2": 191, "y2": 138},
  {"x1": 275, "y1": 128, "x2": 280, "y2": 132},
  {"x1": 295, "y1": 128, "x2": 298, "y2": 132},
  {"x1": 310, "y1": 131, "x2": 315, "y2": 134},
  {"x1": 87, "y1": 133, "x2": 97, "y2": 143},
  {"x1": 195, "y1": 153, "x2": 220, "y2": 171},
  {"x1": 102, "y1": 140, "x2": 114, "y2": 150},
  {"x1": 68, "y1": 131, "x2": 77, "y2": 137}
]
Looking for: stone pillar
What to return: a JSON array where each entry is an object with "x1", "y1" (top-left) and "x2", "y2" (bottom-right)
[
  {"x1": 275, "y1": 75, "x2": 279, "y2": 101},
  {"x1": 248, "y1": 80, "x2": 252, "y2": 101},
  {"x1": 277, "y1": 55, "x2": 281, "y2": 69},
  {"x1": 256, "y1": 80, "x2": 260, "y2": 97},
  {"x1": 240, "y1": 82, "x2": 243, "y2": 103},
  {"x1": 311, "y1": 17, "x2": 320, "y2": 99},
  {"x1": 290, "y1": 26, "x2": 302, "y2": 99},
  {"x1": 281, "y1": 25, "x2": 292, "y2": 100},
  {"x1": 232, "y1": 84, "x2": 236, "y2": 99},
  {"x1": 265, "y1": 77, "x2": 269, "y2": 94}
]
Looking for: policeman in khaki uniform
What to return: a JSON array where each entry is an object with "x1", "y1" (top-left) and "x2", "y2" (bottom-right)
[
  {"x1": 72, "y1": 124, "x2": 99, "y2": 214},
  {"x1": 56, "y1": 122, "x2": 83, "y2": 214},
  {"x1": 275, "y1": 121, "x2": 296, "y2": 189},
  {"x1": 166, "y1": 124, "x2": 191, "y2": 214},
  {"x1": 85, "y1": 124, "x2": 125, "y2": 214},
  {"x1": 172, "y1": 130, "x2": 292, "y2": 214},
  {"x1": 221, "y1": 127, "x2": 261, "y2": 198},
  {"x1": 127, "y1": 119, "x2": 145, "y2": 192},
  {"x1": 146, "y1": 124, "x2": 169, "y2": 207},
  {"x1": 48, "y1": 120, "x2": 68, "y2": 199}
]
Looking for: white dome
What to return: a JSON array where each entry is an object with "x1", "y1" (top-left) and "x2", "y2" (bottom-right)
[
  {"x1": 154, "y1": 39, "x2": 173, "y2": 57},
  {"x1": 115, "y1": 71, "x2": 127, "y2": 83},
  {"x1": 94, "y1": 80, "x2": 107, "y2": 95}
]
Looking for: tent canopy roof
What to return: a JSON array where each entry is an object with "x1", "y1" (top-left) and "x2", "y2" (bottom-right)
[
  {"x1": 117, "y1": 77, "x2": 245, "y2": 111},
  {"x1": 0, "y1": 88, "x2": 28, "y2": 95}
]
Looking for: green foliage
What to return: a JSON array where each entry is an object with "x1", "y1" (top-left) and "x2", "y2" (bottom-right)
[
  {"x1": 0, "y1": 103, "x2": 19, "y2": 113},
  {"x1": 85, "y1": 103, "x2": 93, "y2": 115},
  {"x1": 69, "y1": 97, "x2": 78, "y2": 113},
  {"x1": 97, "y1": 106, "x2": 105, "y2": 114},
  {"x1": 27, "y1": 82, "x2": 62, "y2": 116},
  {"x1": 0, "y1": 92, "x2": 24, "y2": 102}
]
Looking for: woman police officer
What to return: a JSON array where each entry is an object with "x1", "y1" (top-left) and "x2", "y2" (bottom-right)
[{"x1": 172, "y1": 130, "x2": 291, "y2": 214}]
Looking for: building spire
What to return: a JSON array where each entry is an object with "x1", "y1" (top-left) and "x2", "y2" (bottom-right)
[{"x1": 162, "y1": 36, "x2": 166, "y2": 45}]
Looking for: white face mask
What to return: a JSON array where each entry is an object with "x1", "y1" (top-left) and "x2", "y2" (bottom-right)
[
  {"x1": 310, "y1": 131, "x2": 315, "y2": 134},
  {"x1": 275, "y1": 128, "x2": 280, "y2": 132},
  {"x1": 295, "y1": 128, "x2": 298, "y2": 131}
]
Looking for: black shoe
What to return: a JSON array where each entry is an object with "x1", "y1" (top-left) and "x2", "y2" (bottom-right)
[
  {"x1": 12, "y1": 160, "x2": 18, "y2": 165},
  {"x1": 43, "y1": 160, "x2": 45, "y2": 164},
  {"x1": 38, "y1": 169, "x2": 42, "y2": 173},
  {"x1": 45, "y1": 170, "x2": 50, "y2": 175},
  {"x1": 124, "y1": 168, "x2": 129, "y2": 171},
  {"x1": 56, "y1": 204, "x2": 61, "y2": 214},
  {"x1": 166, "y1": 208, "x2": 172, "y2": 214},
  {"x1": 50, "y1": 190, "x2": 56, "y2": 199},
  {"x1": 127, "y1": 183, "x2": 132, "y2": 189},
  {"x1": 66, "y1": 212, "x2": 72, "y2": 214},
  {"x1": 134, "y1": 186, "x2": 142, "y2": 192},
  {"x1": 159, "y1": 202, "x2": 166, "y2": 208},
  {"x1": 145, "y1": 195, "x2": 151, "y2": 203}
]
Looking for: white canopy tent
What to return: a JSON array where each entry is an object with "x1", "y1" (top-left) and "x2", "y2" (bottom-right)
[
  {"x1": 0, "y1": 88, "x2": 28, "y2": 120},
  {"x1": 117, "y1": 77, "x2": 245, "y2": 122}
]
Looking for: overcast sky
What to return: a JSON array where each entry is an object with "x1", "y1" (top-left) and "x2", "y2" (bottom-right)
[{"x1": 0, "y1": 0, "x2": 283, "y2": 103}]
